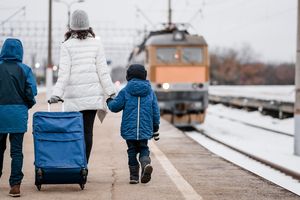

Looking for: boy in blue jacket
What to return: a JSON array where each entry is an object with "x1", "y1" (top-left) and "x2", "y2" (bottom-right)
[
  {"x1": 0, "y1": 38, "x2": 37, "y2": 197},
  {"x1": 107, "y1": 64, "x2": 160, "y2": 184}
]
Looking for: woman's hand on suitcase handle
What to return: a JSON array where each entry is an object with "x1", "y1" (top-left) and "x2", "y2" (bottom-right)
[{"x1": 48, "y1": 96, "x2": 63, "y2": 104}]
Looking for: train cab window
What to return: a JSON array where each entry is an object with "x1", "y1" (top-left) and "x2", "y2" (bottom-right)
[
  {"x1": 156, "y1": 47, "x2": 179, "y2": 63},
  {"x1": 182, "y1": 47, "x2": 203, "y2": 64}
]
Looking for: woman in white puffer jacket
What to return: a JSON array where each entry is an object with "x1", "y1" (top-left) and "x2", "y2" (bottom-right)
[{"x1": 49, "y1": 10, "x2": 115, "y2": 162}]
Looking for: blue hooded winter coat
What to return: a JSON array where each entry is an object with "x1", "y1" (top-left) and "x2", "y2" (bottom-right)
[
  {"x1": 107, "y1": 79, "x2": 160, "y2": 140},
  {"x1": 0, "y1": 38, "x2": 37, "y2": 133}
]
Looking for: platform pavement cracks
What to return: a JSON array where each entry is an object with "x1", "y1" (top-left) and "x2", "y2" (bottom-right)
[
  {"x1": 109, "y1": 134, "x2": 117, "y2": 200},
  {"x1": 107, "y1": 134, "x2": 203, "y2": 200},
  {"x1": 149, "y1": 141, "x2": 203, "y2": 200}
]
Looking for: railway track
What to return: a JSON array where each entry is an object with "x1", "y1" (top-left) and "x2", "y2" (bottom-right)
[
  {"x1": 209, "y1": 94, "x2": 293, "y2": 119},
  {"x1": 207, "y1": 111, "x2": 293, "y2": 137},
  {"x1": 183, "y1": 127, "x2": 300, "y2": 182}
]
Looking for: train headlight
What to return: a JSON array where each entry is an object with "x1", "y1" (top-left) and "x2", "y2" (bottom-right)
[
  {"x1": 158, "y1": 102, "x2": 166, "y2": 108},
  {"x1": 194, "y1": 102, "x2": 202, "y2": 108},
  {"x1": 162, "y1": 83, "x2": 170, "y2": 90},
  {"x1": 192, "y1": 83, "x2": 198, "y2": 89},
  {"x1": 192, "y1": 83, "x2": 204, "y2": 89},
  {"x1": 198, "y1": 83, "x2": 204, "y2": 88}
]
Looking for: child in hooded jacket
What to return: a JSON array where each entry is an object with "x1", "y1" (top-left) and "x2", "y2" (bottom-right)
[
  {"x1": 0, "y1": 38, "x2": 37, "y2": 197},
  {"x1": 107, "y1": 64, "x2": 160, "y2": 184}
]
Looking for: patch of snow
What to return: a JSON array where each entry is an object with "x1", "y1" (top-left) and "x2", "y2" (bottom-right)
[
  {"x1": 196, "y1": 112, "x2": 300, "y2": 173},
  {"x1": 186, "y1": 132, "x2": 300, "y2": 196},
  {"x1": 210, "y1": 85, "x2": 294, "y2": 103},
  {"x1": 208, "y1": 104, "x2": 293, "y2": 135}
]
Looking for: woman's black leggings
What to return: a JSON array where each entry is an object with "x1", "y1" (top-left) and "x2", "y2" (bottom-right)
[{"x1": 80, "y1": 110, "x2": 97, "y2": 163}]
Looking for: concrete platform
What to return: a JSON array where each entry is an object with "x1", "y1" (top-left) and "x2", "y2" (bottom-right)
[{"x1": 0, "y1": 94, "x2": 299, "y2": 199}]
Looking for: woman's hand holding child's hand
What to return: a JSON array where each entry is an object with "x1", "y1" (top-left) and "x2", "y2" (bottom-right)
[{"x1": 106, "y1": 97, "x2": 113, "y2": 104}]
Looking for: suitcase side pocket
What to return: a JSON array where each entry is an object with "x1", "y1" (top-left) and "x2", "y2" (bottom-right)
[{"x1": 34, "y1": 132, "x2": 86, "y2": 169}]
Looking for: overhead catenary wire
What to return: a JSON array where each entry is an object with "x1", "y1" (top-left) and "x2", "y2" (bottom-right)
[
  {"x1": 0, "y1": 6, "x2": 26, "y2": 26},
  {"x1": 0, "y1": 6, "x2": 23, "y2": 10},
  {"x1": 188, "y1": 9, "x2": 203, "y2": 24},
  {"x1": 135, "y1": 6, "x2": 155, "y2": 28},
  {"x1": 0, "y1": 20, "x2": 142, "y2": 66}
]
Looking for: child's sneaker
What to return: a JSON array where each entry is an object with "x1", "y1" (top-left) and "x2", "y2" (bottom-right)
[
  {"x1": 141, "y1": 164, "x2": 153, "y2": 183},
  {"x1": 140, "y1": 156, "x2": 153, "y2": 183},
  {"x1": 129, "y1": 165, "x2": 139, "y2": 184}
]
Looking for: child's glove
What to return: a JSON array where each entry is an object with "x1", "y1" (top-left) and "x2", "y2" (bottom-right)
[
  {"x1": 110, "y1": 93, "x2": 116, "y2": 98},
  {"x1": 152, "y1": 124, "x2": 160, "y2": 141},
  {"x1": 106, "y1": 97, "x2": 113, "y2": 104},
  {"x1": 152, "y1": 132, "x2": 160, "y2": 141},
  {"x1": 153, "y1": 124, "x2": 159, "y2": 133}
]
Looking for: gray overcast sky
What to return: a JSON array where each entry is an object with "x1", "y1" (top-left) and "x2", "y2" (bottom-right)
[{"x1": 0, "y1": 0, "x2": 297, "y2": 63}]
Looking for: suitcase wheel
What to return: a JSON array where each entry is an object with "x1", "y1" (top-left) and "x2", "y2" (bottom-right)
[
  {"x1": 81, "y1": 168, "x2": 88, "y2": 176},
  {"x1": 36, "y1": 168, "x2": 43, "y2": 191},
  {"x1": 81, "y1": 168, "x2": 88, "y2": 183},
  {"x1": 80, "y1": 184, "x2": 85, "y2": 190},
  {"x1": 37, "y1": 168, "x2": 43, "y2": 179},
  {"x1": 36, "y1": 184, "x2": 42, "y2": 191}
]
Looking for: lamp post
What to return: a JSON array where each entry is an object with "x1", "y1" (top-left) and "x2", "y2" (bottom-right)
[
  {"x1": 46, "y1": 0, "x2": 53, "y2": 99},
  {"x1": 295, "y1": 0, "x2": 300, "y2": 156},
  {"x1": 168, "y1": 0, "x2": 172, "y2": 26},
  {"x1": 54, "y1": 0, "x2": 85, "y2": 29}
]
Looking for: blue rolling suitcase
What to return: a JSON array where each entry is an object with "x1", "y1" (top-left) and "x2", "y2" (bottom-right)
[{"x1": 33, "y1": 101, "x2": 88, "y2": 190}]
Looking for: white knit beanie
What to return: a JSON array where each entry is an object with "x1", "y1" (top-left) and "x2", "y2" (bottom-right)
[{"x1": 70, "y1": 10, "x2": 89, "y2": 30}]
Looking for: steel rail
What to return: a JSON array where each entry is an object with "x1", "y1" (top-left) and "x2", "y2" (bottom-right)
[
  {"x1": 207, "y1": 112, "x2": 293, "y2": 137},
  {"x1": 187, "y1": 127, "x2": 300, "y2": 181}
]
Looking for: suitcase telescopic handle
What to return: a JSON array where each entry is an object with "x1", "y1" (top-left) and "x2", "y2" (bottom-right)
[{"x1": 47, "y1": 99, "x2": 65, "y2": 112}]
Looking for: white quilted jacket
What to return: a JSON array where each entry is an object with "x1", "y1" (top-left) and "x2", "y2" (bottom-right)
[{"x1": 52, "y1": 36, "x2": 115, "y2": 112}]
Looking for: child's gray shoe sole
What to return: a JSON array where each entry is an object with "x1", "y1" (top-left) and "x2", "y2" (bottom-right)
[
  {"x1": 141, "y1": 164, "x2": 153, "y2": 183},
  {"x1": 129, "y1": 180, "x2": 139, "y2": 184}
]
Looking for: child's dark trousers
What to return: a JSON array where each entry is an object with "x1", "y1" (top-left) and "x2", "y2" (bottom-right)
[
  {"x1": 0, "y1": 133, "x2": 24, "y2": 186},
  {"x1": 126, "y1": 140, "x2": 150, "y2": 166}
]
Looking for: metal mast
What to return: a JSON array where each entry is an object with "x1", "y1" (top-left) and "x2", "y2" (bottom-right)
[
  {"x1": 48, "y1": 0, "x2": 52, "y2": 70},
  {"x1": 295, "y1": 0, "x2": 300, "y2": 156},
  {"x1": 168, "y1": 0, "x2": 172, "y2": 26},
  {"x1": 46, "y1": 0, "x2": 53, "y2": 99}
]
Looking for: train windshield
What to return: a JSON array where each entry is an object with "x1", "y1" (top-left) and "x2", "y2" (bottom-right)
[
  {"x1": 182, "y1": 47, "x2": 203, "y2": 64},
  {"x1": 156, "y1": 48, "x2": 179, "y2": 63}
]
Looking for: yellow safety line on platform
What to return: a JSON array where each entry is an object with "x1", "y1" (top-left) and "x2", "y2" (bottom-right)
[{"x1": 150, "y1": 141, "x2": 203, "y2": 200}]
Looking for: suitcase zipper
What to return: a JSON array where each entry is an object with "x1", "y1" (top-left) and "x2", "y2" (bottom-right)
[{"x1": 137, "y1": 96, "x2": 140, "y2": 140}]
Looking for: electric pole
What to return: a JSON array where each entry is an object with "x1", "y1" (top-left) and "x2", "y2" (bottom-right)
[
  {"x1": 67, "y1": 9, "x2": 71, "y2": 29},
  {"x1": 168, "y1": 0, "x2": 172, "y2": 26},
  {"x1": 54, "y1": 0, "x2": 85, "y2": 29},
  {"x1": 295, "y1": 0, "x2": 300, "y2": 156},
  {"x1": 46, "y1": 0, "x2": 53, "y2": 99}
]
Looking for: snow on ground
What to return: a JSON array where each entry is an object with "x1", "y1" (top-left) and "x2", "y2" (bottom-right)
[
  {"x1": 186, "y1": 132, "x2": 300, "y2": 196},
  {"x1": 196, "y1": 104, "x2": 300, "y2": 174},
  {"x1": 210, "y1": 85, "x2": 294, "y2": 103},
  {"x1": 188, "y1": 103, "x2": 300, "y2": 195},
  {"x1": 208, "y1": 104, "x2": 293, "y2": 135}
]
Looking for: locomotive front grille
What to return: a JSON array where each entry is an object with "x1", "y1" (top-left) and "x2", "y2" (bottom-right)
[
  {"x1": 175, "y1": 103, "x2": 186, "y2": 111},
  {"x1": 155, "y1": 91, "x2": 206, "y2": 101}
]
